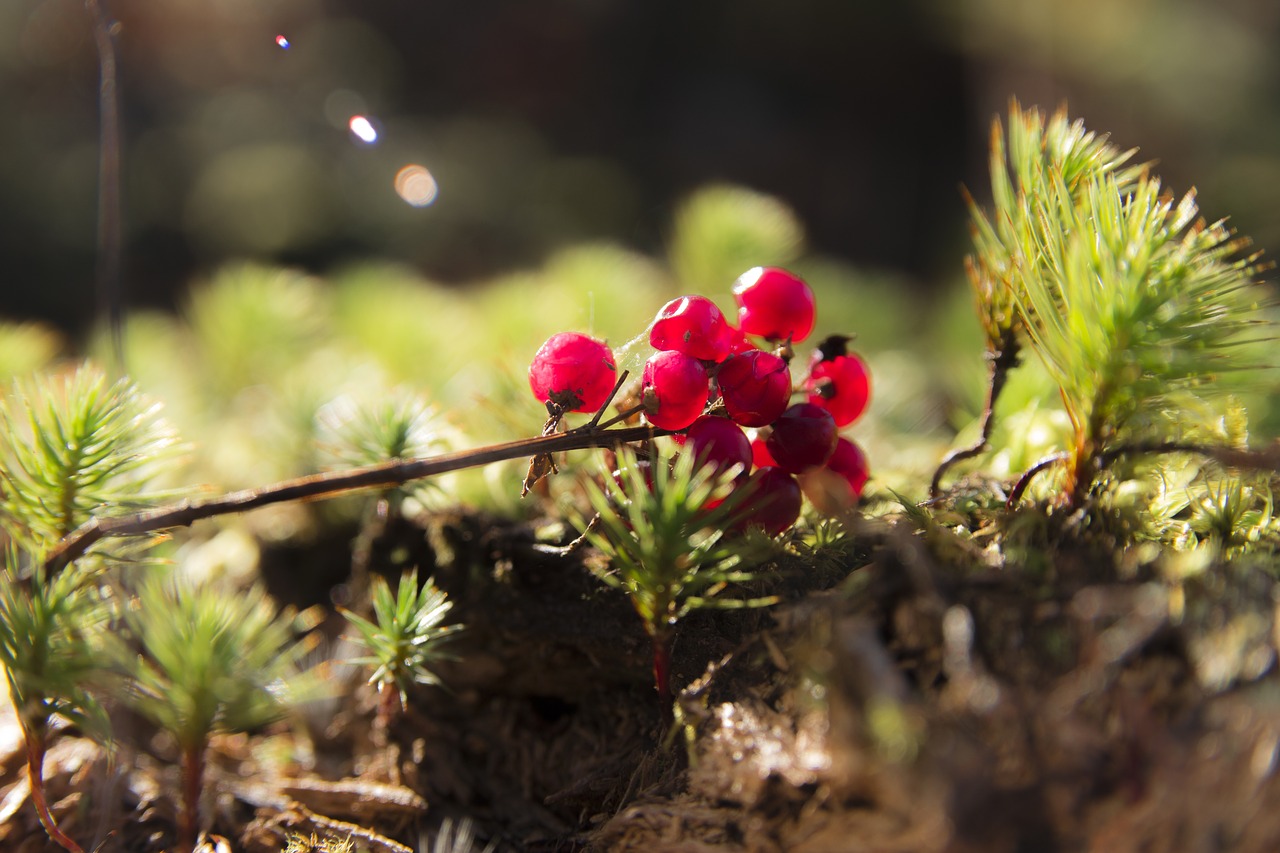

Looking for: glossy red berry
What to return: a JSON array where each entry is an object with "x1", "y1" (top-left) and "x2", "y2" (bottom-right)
[
  {"x1": 642, "y1": 350, "x2": 710, "y2": 430},
  {"x1": 806, "y1": 353, "x2": 871, "y2": 427},
  {"x1": 734, "y1": 467, "x2": 802, "y2": 536},
  {"x1": 684, "y1": 415, "x2": 752, "y2": 478},
  {"x1": 715, "y1": 350, "x2": 791, "y2": 428},
  {"x1": 529, "y1": 332, "x2": 617, "y2": 413},
  {"x1": 732, "y1": 267, "x2": 816, "y2": 343},
  {"x1": 765, "y1": 402, "x2": 838, "y2": 473},
  {"x1": 650, "y1": 295, "x2": 734, "y2": 362},
  {"x1": 799, "y1": 437, "x2": 869, "y2": 515}
]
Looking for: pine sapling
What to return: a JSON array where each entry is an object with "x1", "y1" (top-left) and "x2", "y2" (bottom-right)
[
  {"x1": 579, "y1": 443, "x2": 776, "y2": 718},
  {"x1": 118, "y1": 579, "x2": 321, "y2": 853},
  {"x1": 341, "y1": 569, "x2": 462, "y2": 728}
]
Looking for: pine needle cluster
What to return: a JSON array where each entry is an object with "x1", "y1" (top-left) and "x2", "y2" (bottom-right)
[
  {"x1": 579, "y1": 443, "x2": 776, "y2": 708},
  {"x1": 964, "y1": 101, "x2": 1271, "y2": 505}
]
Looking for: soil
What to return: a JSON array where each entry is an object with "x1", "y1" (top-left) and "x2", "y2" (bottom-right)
[{"x1": 3, "y1": 500, "x2": 1280, "y2": 853}]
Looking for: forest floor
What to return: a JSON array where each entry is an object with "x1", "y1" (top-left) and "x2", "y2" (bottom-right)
[{"x1": 2, "y1": 498, "x2": 1280, "y2": 853}]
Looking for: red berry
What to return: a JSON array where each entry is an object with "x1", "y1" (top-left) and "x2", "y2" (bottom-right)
[
  {"x1": 734, "y1": 466, "x2": 802, "y2": 536},
  {"x1": 529, "y1": 332, "x2": 617, "y2": 412},
  {"x1": 806, "y1": 353, "x2": 871, "y2": 427},
  {"x1": 684, "y1": 415, "x2": 752, "y2": 478},
  {"x1": 732, "y1": 267, "x2": 816, "y2": 343},
  {"x1": 765, "y1": 402, "x2": 838, "y2": 473},
  {"x1": 650, "y1": 295, "x2": 734, "y2": 362},
  {"x1": 750, "y1": 436, "x2": 777, "y2": 469},
  {"x1": 716, "y1": 350, "x2": 791, "y2": 428},
  {"x1": 799, "y1": 438, "x2": 869, "y2": 515},
  {"x1": 720, "y1": 323, "x2": 758, "y2": 357},
  {"x1": 642, "y1": 350, "x2": 710, "y2": 430}
]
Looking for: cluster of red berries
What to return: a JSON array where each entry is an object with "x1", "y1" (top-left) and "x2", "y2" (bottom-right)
[{"x1": 529, "y1": 266, "x2": 871, "y2": 535}]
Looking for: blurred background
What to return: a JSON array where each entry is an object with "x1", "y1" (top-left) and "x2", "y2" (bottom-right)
[{"x1": 4, "y1": 0, "x2": 1278, "y2": 332}]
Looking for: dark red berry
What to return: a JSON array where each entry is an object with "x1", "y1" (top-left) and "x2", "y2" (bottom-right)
[
  {"x1": 529, "y1": 332, "x2": 617, "y2": 412},
  {"x1": 642, "y1": 350, "x2": 710, "y2": 430},
  {"x1": 806, "y1": 353, "x2": 871, "y2": 427},
  {"x1": 684, "y1": 415, "x2": 752, "y2": 478},
  {"x1": 734, "y1": 467, "x2": 802, "y2": 536},
  {"x1": 650, "y1": 295, "x2": 734, "y2": 362},
  {"x1": 799, "y1": 437, "x2": 869, "y2": 514},
  {"x1": 716, "y1": 350, "x2": 791, "y2": 428},
  {"x1": 732, "y1": 267, "x2": 816, "y2": 343},
  {"x1": 765, "y1": 403, "x2": 838, "y2": 472}
]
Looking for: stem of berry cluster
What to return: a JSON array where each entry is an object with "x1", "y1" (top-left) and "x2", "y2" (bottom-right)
[{"x1": 44, "y1": 422, "x2": 670, "y2": 574}]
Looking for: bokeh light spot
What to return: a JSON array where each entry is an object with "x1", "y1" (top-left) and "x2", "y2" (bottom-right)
[
  {"x1": 349, "y1": 115, "x2": 378, "y2": 144},
  {"x1": 274, "y1": 34, "x2": 290, "y2": 50},
  {"x1": 394, "y1": 165, "x2": 439, "y2": 207}
]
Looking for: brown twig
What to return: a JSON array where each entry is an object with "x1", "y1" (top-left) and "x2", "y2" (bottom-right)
[
  {"x1": 1005, "y1": 440, "x2": 1280, "y2": 509},
  {"x1": 931, "y1": 327, "x2": 1020, "y2": 497},
  {"x1": 44, "y1": 424, "x2": 667, "y2": 574},
  {"x1": 1006, "y1": 452, "x2": 1068, "y2": 508}
]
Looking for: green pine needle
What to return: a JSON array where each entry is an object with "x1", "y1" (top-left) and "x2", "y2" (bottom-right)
[
  {"x1": 0, "y1": 362, "x2": 180, "y2": 555},
  {"x1": 341, "y1": 569, "x2": 462, "y2": 708},
  {"x1": 579, "y1": 443, "x2": 776, "y2": 639},
  {"x1": 0, "y1": 549, "x2": 113, "y2": 740},
  {"x1": 969, "y1": 102, "x2": 1271, "y2": 503},
  {"x1": 120, "y1": 578, "x2": 321, "y2": 753}
]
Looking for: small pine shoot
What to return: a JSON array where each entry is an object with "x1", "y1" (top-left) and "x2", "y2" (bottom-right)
[
  {"x1": 341, "y1": 569, "x2": 462, "y2": 726},
  {"x1": 957, "y1": 102, "x2": 1271, "y2": 507},
  {"x1": 579, "y1": 443, "x2": 776, "y2": 714},
  {"x1": 0, "y1": 362, "x2": 179, "y2": 556},
  {"x1": 119, "y1": 579, "x2": 322, "y2": 853}
]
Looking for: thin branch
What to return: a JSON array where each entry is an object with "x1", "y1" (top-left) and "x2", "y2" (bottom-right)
[
  {"x1": 1006, "y1": 452, "x2": 1068, "y2": 508},
  {"x1": 931, "y1": 327, "x2": 1020, "y2": 497},
  {"x1": 44, "y1": 423, "x2": 668, "y2": 574},
  {"x1": 1098, "y1": 440, "x2": 1280, "y2": 473},
  {"x1": 85, "y1": 0, "x2": 124, "y2": 369}
]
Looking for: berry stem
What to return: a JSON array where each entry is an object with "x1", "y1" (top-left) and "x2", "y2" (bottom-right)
[{"x1": 44, "y1": 423, "x2": 670, "y2": 573}]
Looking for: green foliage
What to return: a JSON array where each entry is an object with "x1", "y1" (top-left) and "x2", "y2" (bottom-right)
[
  {"x1": 0, "y1": 321, "x2": 61, "y2": 382},
  {"x1": 668, "y1": 184, "x2": 805, "y2": 295},
  {"x1": 341, "y1": 569, "x2": 462, "y2": 709},
  {"x1": 318, "y1": 388, "x2": 454, "y2": 509},
  {"x1": 119, "y1": 578, "x2": 321, "y2": 754},
  {"x1": 967, "y1": 101, "x2": 1144, "y2": 352},
  {"x1": 579, "y1": 443, "x2": 776, "y2": 641},
  {"x1": 0, "y1": 363, "x2": 179, "y2": 554},
  {"x1": 0, "y1": 552, "x2": 112, "y2": 741},
  {"x1": 968, "y1": 102, "x2": 1270, "y2": 503},
  {"x1": 186, "y1": 264, "x2": 331, "y2": 399}
]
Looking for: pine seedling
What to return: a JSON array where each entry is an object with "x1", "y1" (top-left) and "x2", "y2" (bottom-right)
[
  {"x1": 341, "y1": 569, "x2": 462, "y2": 727},
  {"x1": 118, "y1": 579, "x2": 321, "y2": 853},
  {"x1": 0, "y1": 363, "x2": 179, "y2": 852},
  {"x1": 933, "y1": 101, "x2": 1145, "y2": 494},
  {"x1": 0, "y1": 551, "x2": 113, "y2": 853},
  {"x1": 0, "y1": 362, "x2": 179, "y2": 557},
  {"x1": 318, "y1": 389, "x2": 452, "y2": 512},
  {"x1": 1008, "y1": 161, "x2": 1268, "y2": 506},
  {"x1": 945, "y1": 102, "x2": 1270, "y2": 509},
  {"x1": 579, "y1": 443, "x2": 776, "y2": 716}
]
